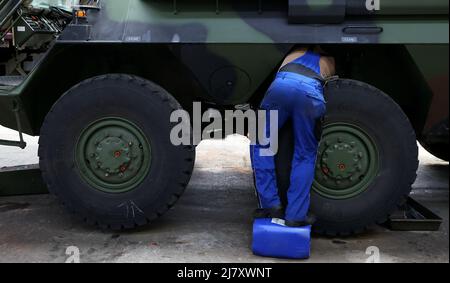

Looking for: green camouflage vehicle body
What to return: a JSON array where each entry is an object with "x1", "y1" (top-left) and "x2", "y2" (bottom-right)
[
  {"x1": 1, "y1": 0, "x2": 448, "y2": 141},
  {"x1": 0, "y1": 0, "x2": 448, "y2": 234}
]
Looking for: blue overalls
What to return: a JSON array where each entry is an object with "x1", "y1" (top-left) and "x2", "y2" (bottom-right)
[{"x1": 251, "y1": 50, "x2": 326, "y2": 223}]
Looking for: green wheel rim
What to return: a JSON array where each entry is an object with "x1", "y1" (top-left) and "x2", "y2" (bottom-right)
[
  {"x1": 313, "y1": 123, "x2": 379, "y2": 200},
  {"x1": 75, "y1": 118, "x2": 151, "y2": 194}
]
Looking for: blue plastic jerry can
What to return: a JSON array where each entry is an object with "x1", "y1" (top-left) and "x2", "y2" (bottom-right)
[{"x1": 252, "y1": 218, "x2": 311, "y2": 259}]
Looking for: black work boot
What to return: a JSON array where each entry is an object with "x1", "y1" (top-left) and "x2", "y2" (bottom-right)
[
  {"x1": 253, "y1": 208, "x2": 270, "y2": 219},
  {"x1": 269, "y1": 205, "x2": 285, "y2": 219},
  {"x1": 253, "y1": 205, "x2": 285, "y2": 219},
  {"x1": 285, "y1": 214, "x2": 317, "y2": 227}
]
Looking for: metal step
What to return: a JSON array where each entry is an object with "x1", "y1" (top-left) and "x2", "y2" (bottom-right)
[
  {"x1": 0, "y1": 76, "x2": 26, "y2": 87},
  {"x1": 0, "y1": 164, "x2": 48, "y2": 196}
]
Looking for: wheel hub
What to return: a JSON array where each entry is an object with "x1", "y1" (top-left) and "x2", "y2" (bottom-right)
[
  {"x1": 76, "y1": 118, "x2": 151, "y2": 193},
  {"x1": 314, "y1": 123, "x2": 379, "y2": 199},
  {"x1": 93, "y1": 136, "x2": 132, "y2": 176},
  {"x1": 321, "y1": 141, "x2": 366, "y2": 182}
]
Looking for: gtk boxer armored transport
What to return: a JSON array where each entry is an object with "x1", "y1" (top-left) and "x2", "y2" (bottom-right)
[{"x1": 0, "y1": 0, "x2": 448, "y2": 235}]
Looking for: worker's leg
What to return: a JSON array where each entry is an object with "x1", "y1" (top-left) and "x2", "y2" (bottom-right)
[
  {"x1": 285, "y1": 88, "x2": 326, "y2": 223},
  {"x1": 251, "y1": 79, "x2": 291, "y2": 210}
]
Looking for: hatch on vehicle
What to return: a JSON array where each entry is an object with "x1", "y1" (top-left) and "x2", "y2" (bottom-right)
[{"x1": 288, "y1": 0, "x2": 347, "y2": 24}]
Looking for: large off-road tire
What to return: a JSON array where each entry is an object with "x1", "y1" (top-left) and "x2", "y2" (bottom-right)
[
  {"x1": 39, "y1": 74, "x2": 195, "y2": 230},
  {"x1": 276, "y1": 79, "x2": 419, "y2": 236}
]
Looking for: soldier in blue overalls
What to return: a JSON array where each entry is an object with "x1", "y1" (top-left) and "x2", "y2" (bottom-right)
[{"x1": 251, "y1": 47, "x2": 334, "y2": 227}]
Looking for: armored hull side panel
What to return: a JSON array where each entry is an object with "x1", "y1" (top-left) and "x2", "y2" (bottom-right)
[{"x1": 58, "y1": 0, "x2": 449, "y2": 44}]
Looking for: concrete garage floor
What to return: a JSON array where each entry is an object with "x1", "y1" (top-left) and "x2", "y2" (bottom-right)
[{"x1": 0, "y1": 126, "x2": 448, "y2": 263}]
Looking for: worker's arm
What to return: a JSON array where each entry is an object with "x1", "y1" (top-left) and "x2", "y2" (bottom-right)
[{"x1": 319, "y1": 55, "x2": 336, "y2": 78}]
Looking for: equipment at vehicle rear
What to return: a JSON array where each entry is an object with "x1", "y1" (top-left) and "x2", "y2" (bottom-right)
[{"x1": 0, "y1": 0, "x2": 70, "y2": 87}]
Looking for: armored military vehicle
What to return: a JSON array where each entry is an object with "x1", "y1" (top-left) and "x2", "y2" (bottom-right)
[{"x1": 0, "y1": 0, "x2": 448, "y2": 235}]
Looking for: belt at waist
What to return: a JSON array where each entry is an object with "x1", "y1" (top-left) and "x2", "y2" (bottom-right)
[{"x1": 279, "y1": 62, "x2": 325, "y2": 85}]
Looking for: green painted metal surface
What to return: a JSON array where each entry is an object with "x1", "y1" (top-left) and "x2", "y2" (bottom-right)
[
  {"x1": 0, "y1": 0, "x2": 448, "y2": 136},
  {"x1": 76, "y1": 117, "x2": 151, "y2": 193},
  {"x1": 314, "y1": 123, "x2": 379, "y2": 200}
]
